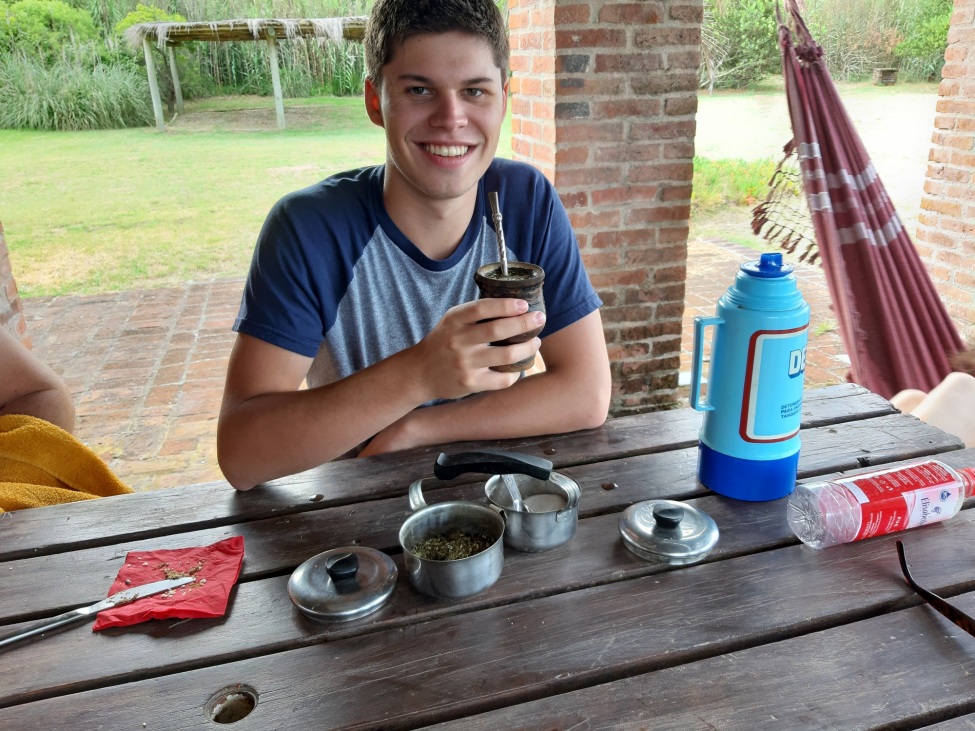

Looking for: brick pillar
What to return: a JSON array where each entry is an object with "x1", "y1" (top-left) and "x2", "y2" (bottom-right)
[
  {"x1": 509, "y1": 0, "x2": 699, "y2": 414},
  {"x1": 0, "y1": 220, "x2": 30, "y2": 347},
  {"x1": 916, "y1": 0, "x2": 975, "y2": 346}
]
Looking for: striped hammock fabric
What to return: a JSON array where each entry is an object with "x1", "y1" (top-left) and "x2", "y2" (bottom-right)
[{"x1": 753, "y1": 0, "x2": 963, "y2": 398}]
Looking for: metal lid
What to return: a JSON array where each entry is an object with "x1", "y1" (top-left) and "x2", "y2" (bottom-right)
[
  {"x1": 619, "y1": 500, "x2": 719, "y2": 565},
  {"x1": 288, "y1": 546, "x2": 397, "y2": 622}
]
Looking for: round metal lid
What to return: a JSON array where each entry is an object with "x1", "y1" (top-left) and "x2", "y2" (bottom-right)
[
  {"x1": 619, "y1": 500, "x2": 719, "y2": 565},
  {"x1": 288, "y1": 546, "x2": 397, "y2": 622}
]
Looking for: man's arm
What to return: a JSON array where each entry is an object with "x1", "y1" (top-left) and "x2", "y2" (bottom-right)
[
  {"x1": 217, "y1": 297, "x2": 545, "y2": 490},
  {"x1": 359, "y1": 309, "x2": 611, "y2": 456},
  {"x1": 0, "y1": 328, "x2": 75, "y2": 433}
]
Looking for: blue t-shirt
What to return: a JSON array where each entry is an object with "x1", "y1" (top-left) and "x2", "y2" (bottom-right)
[{"x1": 234, "y1": 158, "x2": 601, "y2": 388}]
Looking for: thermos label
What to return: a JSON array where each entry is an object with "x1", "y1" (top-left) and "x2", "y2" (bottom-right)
[{"x1": 739, "y1": 326, "x2": 808, "y2": 443}]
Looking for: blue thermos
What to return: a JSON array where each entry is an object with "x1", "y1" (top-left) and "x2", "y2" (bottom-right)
[{"x1": 690, "y1": 253, "x2": 810, "y2": 501}]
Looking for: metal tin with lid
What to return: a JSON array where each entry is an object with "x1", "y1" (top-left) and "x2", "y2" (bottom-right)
[
  {"x1": 619, "y1": 499, "x2": 719, "y2": 565},
  {"x1": 288, "y1": 546, "x2": 397, "y2": 622}
]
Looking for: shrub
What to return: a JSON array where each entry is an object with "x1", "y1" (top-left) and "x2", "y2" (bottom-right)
[
  {"x1": 803, "y1": 0, "x2": 903, "y2": 80},
  {"x1": 895, "y1": 0, "x2": 952, "y2": 81},
  {"x1": 703, "y1": 0, "x2": 780, "y2": 90},
  {"x1": 0, "y1": 52, "x2": 153, "y2": 130},
  {"x1": 0, "y1": 0, "x2": 98, "y2": 61}
]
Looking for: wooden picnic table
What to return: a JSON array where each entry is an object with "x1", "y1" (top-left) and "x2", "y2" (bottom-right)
[{"x1": 1, "y1": 383, "x2": 974, "y2": 730}]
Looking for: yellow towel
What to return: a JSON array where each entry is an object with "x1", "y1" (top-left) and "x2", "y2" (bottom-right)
[{"x1": 0, "y1": 414, "x2": 133, "y2": 513}]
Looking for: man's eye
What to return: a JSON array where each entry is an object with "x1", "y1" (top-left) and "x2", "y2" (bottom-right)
[
  {"x1": 465, "y1": 88, "x2": 485, "y2": 98},
  {"x1": 408, "y1": 87, "x2": 430, "y2": 96}
]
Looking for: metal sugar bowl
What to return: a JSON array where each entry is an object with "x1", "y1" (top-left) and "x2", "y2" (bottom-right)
[{"x1": 484, "y1": 471, "x2": 580, "y2": 552}]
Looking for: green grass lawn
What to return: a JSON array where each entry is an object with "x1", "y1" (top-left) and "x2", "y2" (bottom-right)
[{"x1": 0, "y1": 95, "x2": 512, "y2": 298}]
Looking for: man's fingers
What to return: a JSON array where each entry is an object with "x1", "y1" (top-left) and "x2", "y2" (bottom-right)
[{"x1": 455, "y1": 297, "x2": 530, "y2": 323}]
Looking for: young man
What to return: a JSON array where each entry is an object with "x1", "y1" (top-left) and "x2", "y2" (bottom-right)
[{"x1": 217, "y1": 0, "x2": 611, "y2": 490}]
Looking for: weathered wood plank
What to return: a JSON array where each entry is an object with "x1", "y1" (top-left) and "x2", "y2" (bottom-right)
[
  {"x1": 420, "y1": 592, "x2": 975, "y2": 731},
  {"x1": 0, "y1": 489, "x2": 796, "y2": 707},
  {"x1": 1, "y1": 417, "x2": 959, "y2": 623},
  {"x1": 0, "y1": 385, "x2": 892, "y2": 561},
  {"x1": 2, "y1": 508, "x2": 974, "y2": 726},
  {"x1": 920, "y1": 716, "x2": 975, "y2": 730}
]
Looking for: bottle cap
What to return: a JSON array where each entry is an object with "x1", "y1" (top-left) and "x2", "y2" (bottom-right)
[
  {"x1": 740, "y1": 252, "x2": 794, "y2": 278},
  {"x1": 959, "y1": 467, "x2": 975, "y2": 498}
]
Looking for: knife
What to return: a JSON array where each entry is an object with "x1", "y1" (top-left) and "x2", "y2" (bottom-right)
[{"x1": 0, "y1": 576, "x2": 194, "y2": 649}]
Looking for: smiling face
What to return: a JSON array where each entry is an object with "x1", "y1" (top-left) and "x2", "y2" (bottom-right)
[{"x1": 365, "y1": 31, "x2": 508, "y2": 218}]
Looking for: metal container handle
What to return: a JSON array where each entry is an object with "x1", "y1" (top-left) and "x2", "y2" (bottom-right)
[
  {"x1": 433, "y1": 450, "x2": 553, "y2": 481},
  {"x1": 408, "y1": 479, "x2": 429, "y2": 511},
  {"x1": 553, "y1": 472, "x2": 580, "y2": 522},
  {"x1": 690, "y1": 315, "x2": 722, "y2": 412}
]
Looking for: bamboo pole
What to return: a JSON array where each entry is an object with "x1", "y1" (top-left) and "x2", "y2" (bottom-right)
[
  {"x1": 266, "y1": 29, "x2": 286, "y2": 130},
  {"x1": 167, "y1": 45, "x2": 184, "y2": 115},
  {"x1": 142, "y1": 37, "x2": 165, "y2": 132}
]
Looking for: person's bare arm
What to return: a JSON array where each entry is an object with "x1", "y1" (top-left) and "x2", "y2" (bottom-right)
[
  {"x1": 217, "y1": 297, "x2": 545, "y2": 490},
  {"x1": 0, "y1": 328, "x2": 75, "y2": 433},
  {"x1": 359, "y1": 309, "x2": 611, "y2": 456}
]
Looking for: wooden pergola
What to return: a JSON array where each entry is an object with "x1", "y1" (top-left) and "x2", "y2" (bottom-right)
[{"x1": 124, "y1": 17, "x2": 368, "y2": 131}]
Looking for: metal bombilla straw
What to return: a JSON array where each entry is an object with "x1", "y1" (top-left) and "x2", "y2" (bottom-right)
[{"x1": 488, "y1": 192, "x2": 509, "y2": 277}]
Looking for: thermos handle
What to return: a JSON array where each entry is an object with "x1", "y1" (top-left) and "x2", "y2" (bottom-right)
[{"x1": 690, "y1": 316, "x2": 723, "y2": 411}]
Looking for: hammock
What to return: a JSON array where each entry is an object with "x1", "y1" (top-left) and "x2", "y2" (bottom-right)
[{"x1": 752, "y1": 0, "x2": 963, "y2": 398}]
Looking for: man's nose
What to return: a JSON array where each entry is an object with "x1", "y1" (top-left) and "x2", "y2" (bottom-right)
[{"x1": 430, "y1": 94, "x2": 467, "y2": 129}]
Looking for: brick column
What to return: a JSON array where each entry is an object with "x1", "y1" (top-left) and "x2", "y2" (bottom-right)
[
  {"x1": 0, "y1": 220, "x2": 30, "y2": 347},
  {"x1": 916, "y1": 0, "x2": 975, "y2": 345},
  {"x1": 509, "y1": 0, "x2": 699, "y2": 414}
]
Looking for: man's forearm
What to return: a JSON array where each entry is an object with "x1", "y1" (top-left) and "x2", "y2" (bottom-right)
[
  {"x1": 392, "y1": 364, "x2": 609, "y2": 451},
  {"x1": 217, "y1": 348, "x2": 430, "y2": 490}
]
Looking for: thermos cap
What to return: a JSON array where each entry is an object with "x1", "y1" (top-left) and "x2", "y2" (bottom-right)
[{"x1": 740, "y1": 252, "x2": 793, "y2": 279}]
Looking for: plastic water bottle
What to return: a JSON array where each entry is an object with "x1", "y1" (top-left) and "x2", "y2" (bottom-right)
[
  {"x1": 690, "y1": 252, "x2": 810, "y2": 501},
  {"x1": 787, "y1": 460, "x2": 975, "y2": 549}
]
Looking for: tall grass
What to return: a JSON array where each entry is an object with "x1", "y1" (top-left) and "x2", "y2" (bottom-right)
[
  {"x1": 692, "y1": 157, "x2": 782, "y2": 214},
  {"x1": 0, "y1": 53, "x2": 152, "y2": 131}
]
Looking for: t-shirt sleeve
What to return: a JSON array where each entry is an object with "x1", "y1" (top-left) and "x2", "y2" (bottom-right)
[{"x1": 233, "y1": 195, "x2": 328, "y2": 358}]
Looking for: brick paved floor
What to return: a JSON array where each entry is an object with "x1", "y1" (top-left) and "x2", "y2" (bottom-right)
[
  {"x1": 22, "y1": 238, "x2": 849, "y2": 492},
  {"x1": 25, "y1": 279, "x2": 242, "y2": 491}
]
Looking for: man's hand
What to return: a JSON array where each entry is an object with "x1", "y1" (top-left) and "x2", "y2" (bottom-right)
[{"x1": 404, "y1": 297, "x2": 546, "y2": 403}]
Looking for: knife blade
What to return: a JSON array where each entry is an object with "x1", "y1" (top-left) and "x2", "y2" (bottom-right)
[{"x1": 0, "y1": 576, "x2": 194, "y2": 649}]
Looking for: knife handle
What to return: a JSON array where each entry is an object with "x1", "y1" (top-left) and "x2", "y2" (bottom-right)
[
  {"x1": 433, "y1": 450, "x2": 553, "y2": 481},
  {"x1": 0, "y1": 609, "x2": 87, "y2": 650}
]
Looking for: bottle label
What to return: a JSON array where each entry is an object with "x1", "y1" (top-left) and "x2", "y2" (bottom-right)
[
  {"x1": 739, "y1": 326, "x2": 808, "y2": 443},
  {"x1": 838, "y1": 461, "x2": 964, "y2": 541}
]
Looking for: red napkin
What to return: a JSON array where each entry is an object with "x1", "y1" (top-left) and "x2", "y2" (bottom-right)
[{"x1": 93, "y1": 536, "x2": 245, "y2": 631}]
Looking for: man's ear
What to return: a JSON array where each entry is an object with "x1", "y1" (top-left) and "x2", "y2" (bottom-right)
[
  {"x1": 501, "y1": 77, "x2": 509, "y2": 118},
  {"x1": 365, "y1": 79, "x2": 384, "y2": 128}
]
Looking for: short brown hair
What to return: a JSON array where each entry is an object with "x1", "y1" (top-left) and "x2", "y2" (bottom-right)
[{"x1": 364, "y1": 0, "x2": 509, "y2": 87}]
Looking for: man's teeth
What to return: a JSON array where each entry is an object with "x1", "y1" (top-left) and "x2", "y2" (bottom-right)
[{"x1": 425, "y1": 144, "x2": 469, "y2": 157}]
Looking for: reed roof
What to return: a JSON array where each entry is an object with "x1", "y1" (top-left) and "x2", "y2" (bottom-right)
[{"x1": 124, "y1": 16, "x2": 368, "y2": 49}]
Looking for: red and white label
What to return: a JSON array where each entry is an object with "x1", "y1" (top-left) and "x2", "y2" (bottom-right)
[{"x1": 837, "y1": 461, "x2": 964, "y2": 541}]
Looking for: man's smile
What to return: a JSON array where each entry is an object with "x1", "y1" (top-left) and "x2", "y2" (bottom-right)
[{"x1": 423, "y1": 144, "x2": 471, "y2": 157}]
